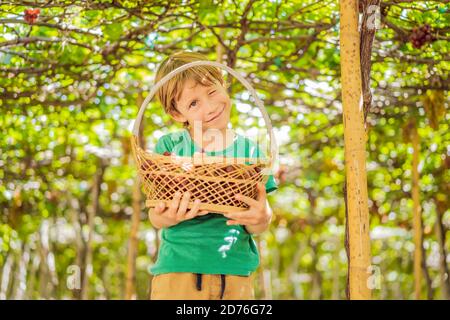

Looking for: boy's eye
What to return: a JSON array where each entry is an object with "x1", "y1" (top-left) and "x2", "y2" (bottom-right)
[
  {"x1": 209, "y1": 90, "x2": 216, "y2": 95},
  {"x1": 189, "y1": 100, "x2": 198, "y2": 108}
]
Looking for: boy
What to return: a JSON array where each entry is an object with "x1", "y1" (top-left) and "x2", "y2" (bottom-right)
[{"x1": 148, "y1": 51, "x2": 277, "y2": 300}]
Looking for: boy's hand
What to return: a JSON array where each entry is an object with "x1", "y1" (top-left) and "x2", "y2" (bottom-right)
[
  {"x1": 150, "y1": 191, "x2": 209, "y2": 228},
  {"x1": 223, "y1": 183, "x2": 272, "y2": 233}
]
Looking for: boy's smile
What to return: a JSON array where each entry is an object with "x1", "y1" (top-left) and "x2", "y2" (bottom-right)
[{"x1": 205, "y1": 104, "x2": 225, "y2": 123}]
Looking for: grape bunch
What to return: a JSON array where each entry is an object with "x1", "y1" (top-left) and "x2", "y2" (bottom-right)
[
  {"x1": 410, "y1": 24, "x2": 436, "y2": 49},
  {"x1": 24, "y1": 8, "x2": 40, "y2": 24}
]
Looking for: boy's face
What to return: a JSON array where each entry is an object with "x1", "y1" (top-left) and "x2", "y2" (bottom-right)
[{"x1": 171, "y1": 78, "x2": 231, "y2": 131}]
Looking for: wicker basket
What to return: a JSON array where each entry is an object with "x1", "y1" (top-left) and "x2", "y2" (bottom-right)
[{"x1": 131, "y1": 60, "x2": 277, "y2": 214}]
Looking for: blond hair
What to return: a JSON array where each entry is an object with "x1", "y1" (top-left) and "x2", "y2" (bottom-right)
[{"x1": 155, "y1": 50, "x2": 229, "y2": 128}]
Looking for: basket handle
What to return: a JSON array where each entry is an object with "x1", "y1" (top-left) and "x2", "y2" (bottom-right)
[{"x1": 132, "y1": 60, "x2": 277, "y2": 167}]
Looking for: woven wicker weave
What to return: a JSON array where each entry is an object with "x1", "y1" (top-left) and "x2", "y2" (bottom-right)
[{"x1": 131, "y1": 61, "x2": 277, "y2": 214}]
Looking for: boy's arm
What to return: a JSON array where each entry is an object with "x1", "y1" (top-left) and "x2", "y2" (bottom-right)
[
  {"x1": 148, "y1": 194, "x2": 210, "y2": 229},
  {"x1": 244, "y1": 199, "x2": 273, "y2": 235}
]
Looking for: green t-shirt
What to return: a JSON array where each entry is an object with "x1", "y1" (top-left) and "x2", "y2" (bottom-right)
[{"x1": 149, "y1": 128, "x2": 277, "y2": 276}]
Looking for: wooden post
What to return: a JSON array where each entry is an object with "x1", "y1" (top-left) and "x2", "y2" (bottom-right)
[
  {"x1": 125, "y1": 93, "x2": 145, "y2": 299},
  {"x1": 125, "y1": 177, "x2": 142, "y2": 299},
  {"x1": 339, "y1": 0, "x2": 372, "y2": 300},
  {"x1": 81, "y1": 161, "x2": 105, "y2": 300},
  {"x1": 411, "y1": 123, "x2": 422, "y2": 299}
]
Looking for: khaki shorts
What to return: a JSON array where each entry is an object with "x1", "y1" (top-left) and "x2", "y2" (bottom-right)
[{"x1": 150, "y1": 272, "x2": 255, "y2": 300}]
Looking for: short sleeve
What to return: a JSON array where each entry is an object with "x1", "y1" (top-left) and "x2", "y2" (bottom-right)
[
  {"x1": 249, "y1": 142, "x2": 278, "y2": 194},
  {"x1": 265, "y1": 174, "x2": 278, "y2": 194},
  {"x1": 154, "y1": 134, "x2": 174, "y2": 155}
]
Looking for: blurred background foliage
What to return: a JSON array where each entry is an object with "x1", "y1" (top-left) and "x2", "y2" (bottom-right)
[{"x1": 0, "y1": 0, "x2": 449, "y2": 299}]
